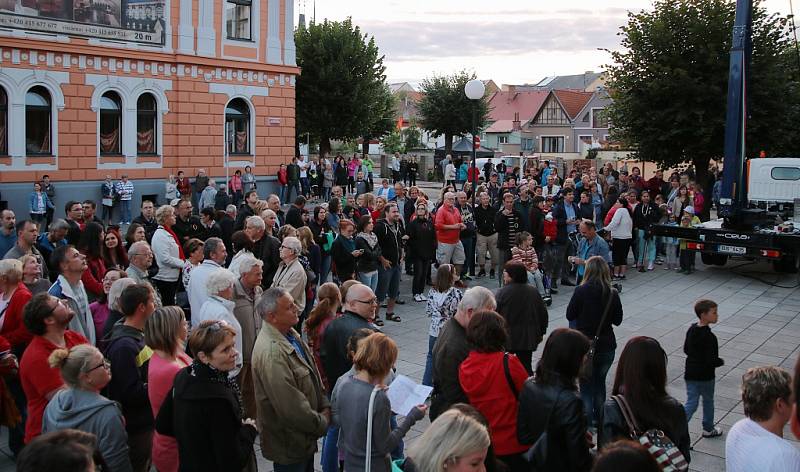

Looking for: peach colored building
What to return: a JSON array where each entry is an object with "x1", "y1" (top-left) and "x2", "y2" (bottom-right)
[{"x1": 0, "y1": 0, "x2": 297, "y2": 213}]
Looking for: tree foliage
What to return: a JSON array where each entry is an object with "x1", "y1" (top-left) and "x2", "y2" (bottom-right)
[
  {"x1": 417, "y1": 70, "x2": 491, "y2": 155},
  {"x1": 295, "y1": 18, "x2": 388, "y2": 156},
  {"x1": 360, "y1": 84, "x2": 396, "y2": 156},
  {"x1": 382, "y1": 130, "x2": 405, "y2": 154},
  {"x1": 403, "y1": 125, "x2": 424, "y2": 150},
  {"x1": 606, "y1": 0, "x2": 800, "y2": 187}
]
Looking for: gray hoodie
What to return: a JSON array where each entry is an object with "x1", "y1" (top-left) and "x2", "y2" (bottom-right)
[{"x1": 42, "y1": 388, "x2": 133, "y2": 472}]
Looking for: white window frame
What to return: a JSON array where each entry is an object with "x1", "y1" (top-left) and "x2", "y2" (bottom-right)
[
  {"x1": 498, "y1": 135, "x2": 509, "y2": 145},
  {"x1": 540, "y1": 136, "x2": 565, "y2": 153},
  {"x1": 222, "y1": 0, "x2": 260, "y2": 59}
]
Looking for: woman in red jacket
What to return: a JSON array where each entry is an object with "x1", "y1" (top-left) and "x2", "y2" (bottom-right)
[
  {"x1": 459, "y1": 310, "x2": 529, "y2": 472},
  {"x1": 76, "y1": 222, "x2": 106, "y2": 299},
  {"x1": 0, "y1": 259, "x2": 33, "y2": 351}
]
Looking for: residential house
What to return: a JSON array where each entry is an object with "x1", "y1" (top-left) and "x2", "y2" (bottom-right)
[
  {"x1": 524, "y1": 89, "x2": 613, "y2": 155},
  {"x1": 503, "y1": 71, "x2": 606, "y2": 93},
  {"x1": 482, "y1": 90, "x2": 548, "y2": 153}
]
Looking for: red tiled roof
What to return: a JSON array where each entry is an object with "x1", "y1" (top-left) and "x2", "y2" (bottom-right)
[
  {"x1": 485, "y1": 120, "x2": 514, "y2": 133},
  {"x1": 553, "y1": 90, "x2": 594, "y2": 120},
  {"x1": 487, "y1": 91, "x2": 549, "y2": 123}
]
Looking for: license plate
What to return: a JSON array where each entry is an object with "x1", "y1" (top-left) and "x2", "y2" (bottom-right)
[{"x1": 718, "y1": 245, "x2": 746, "y2": 254}]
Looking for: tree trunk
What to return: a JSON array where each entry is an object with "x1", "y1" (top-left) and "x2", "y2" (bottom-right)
[
  {"x1": 444, "y1": 132, "x2": 453, "y2": 156},
  {"x1": 361, "y1": 137, "x2": 370, "y2": 157},
  {"x1": 319, "y1": 137, "x2": 332, "y2": 158}
]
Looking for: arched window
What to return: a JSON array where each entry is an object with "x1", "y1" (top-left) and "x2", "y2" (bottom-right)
[
  {"x1": 225, "y1": 98, "x2": 250, "y2": 155},
  {"x1": 100, "y1": 92, "x2": 122, "y2": 155},
  {"x1": 137, "y1": 93, "x2": 157, "y2": 155},
  {"x1": 26, "y1": 86, "x2": 51, "y2": 155},
  {"x1": 0, "y1": 88, "x2": 7, "y2": 156}
]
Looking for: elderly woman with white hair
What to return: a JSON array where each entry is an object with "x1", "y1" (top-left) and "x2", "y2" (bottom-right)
[
  {"x1": 271, "y1": 236, "x2": 307, "y2": 313},
  {"x1": 0, "y1": 259, "x2": 33, "y2": 351},
  {"x1": 101, "y1": 277, "x2": 138, "y2": 337},
  {"x1": 151, "y1": 205, "x2": 185, "y2": 306},
  {"x1": 195, "y1": 269, "x2": 243, "y2": 377}
]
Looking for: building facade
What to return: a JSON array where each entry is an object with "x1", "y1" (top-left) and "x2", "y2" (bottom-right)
[{"x1": 0, "y1": 0, "x2": 297, "y2": 215}]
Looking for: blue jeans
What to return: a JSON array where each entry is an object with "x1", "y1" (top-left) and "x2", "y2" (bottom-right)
[
  {"x1": 319, "y1": 254, "x2": 332, "y2": 285},
  {"x1": 462, "y1": 236, "x2": 476, "y2": 275},
  {"x1": 120, "y1": 200, "x2": 131, "y2": 223},
  {"x1": 376, "y1": 265, "x2": 401, "y2": 302},
  {"x1": 579, "y1": 349, "x2": 615, "y2": 428},
  {"x1": 359, "y1": 270, "x2": 379, "y2": 293},
  {"x1": 636, "y1": 229, "x2": 657, "y2": 266},
  {"x1": 279, "y1": 185, "x2": 287, "y2": 204},
  {"x1": 422, "y1": 335, "x2": 437, "y2": 387},
  {"x1": 321, "y1": 425, "x2": 339, "y2": 472},
  {"x1": 275, "y1": 458, "x2": 314, "y2": 472},
  {"x1": 685, "y1": 379, "x2": 716, "y2": 432}
]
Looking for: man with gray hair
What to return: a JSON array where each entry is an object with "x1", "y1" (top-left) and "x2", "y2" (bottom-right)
[
  {"x1": 126, "y1": 241, "x2": 161, "y2": 307},
  {"x1": 430, "y1": 286, "x2": 496, "y2": 420},
  {"x1": 194, "y1": 268, "x2": 243, "y2": 376},
  {"x1": 187, "y1": 237, "x2": 228, "y2": 316},
  {"x1": 726, "y1": 366, "x2": 800, "y2": 471},
  {"x1": 233, "y1": 254, "x2": 263, "y2": 419},
  {"x1": 271, "y1": 236, "x2": 307, "y2": 313},
  {"x1": 252, "y1": 287, "x2": 329, "y2": 470},
  {"x1": 199, "y1": 179, "x2": 217, "y2": 210}
]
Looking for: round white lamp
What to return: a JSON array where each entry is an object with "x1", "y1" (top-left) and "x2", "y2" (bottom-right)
[{"x1": 464, "y1": 79, "x2": 485, "y2": 100}]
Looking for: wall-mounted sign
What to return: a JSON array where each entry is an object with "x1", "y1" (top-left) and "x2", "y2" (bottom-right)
[
  {"x1": 268, "y1": 117, "x2": 281, "y2": 126},
  {"x1": 0, "y1": 0, "x2": 166, "y2": 45}
]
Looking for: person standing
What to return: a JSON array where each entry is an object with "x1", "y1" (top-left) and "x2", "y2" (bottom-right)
[
  {"x1": 277, "y1": 164, "x2": 288, "y2": 205},
  {"x1": 375, "y1": 203, "x2": 405, "y2": 325},
  {"x1": 725, "y1": 366, "x2": 800, "y2": 471},
  {"x1": 407, "y1": 157, "x2": 418, "y2": 187},
  {"x1": 494, "y1": 193, "x2": 522, "y2": 284},
  {"x1": 496, "y1": 262, "x2": 548, "y2": 375},
  {"x1": 165, "y1": 174, "x2": 178, "y2": 203},
  {"x1": 154, "y1": 320, "x2": 258, "y2": 472},
  {"x1": 48, "y1": 245, "x2": 96, "y2": 345},
  {"x1": 232, "y1": 256, "x2": 263, "y2": 420},
  {"x1": 4, "y1": 219, "x2": 49, "y2": 280},
  {"x1": 287, "y1": 157, "x2": 301, "y2": 203},
  {"x1": 0, "y1": 210, "x2": 17, "y2": 258},
  {"x1": 19, "y1": 293, "x2": 88, "y2": 444},
  {"x1": 151, "y1": 206, "x2": 185, "y2": 306},
  {"x1": 191, "y1": 169, "x2": 209, "y2": 215},
  {"x1": 116, "y1": 175, "x2": 135, "y2": 225},
  {"x1": 434, "y1": 192, "x2": 466, "y2": 279},
  {"x1": 175, "y1": 171, "x2": 192, "y2": 201},
  {"x1": 421, "y1": 264, "x2": 462, "y2": 387},
  {"x1": 242, "y1": 165, "x2": 257, "y2": 192},
  {"x1": 229, "y1": 170, "x2": 244, "y2": 206},
  {"x1": 41, "y1": 175, "x2": 56, "y2": 228},
  {"x1": 252, "y1": 288, "x2": 330, "y2": 472},
  {"x1": 456, "y1": 191, "x2": 477, "y2": 279},
  {"x1": 406, "y1": 203, "x2": 436, "y2": 302},
  {"x1": 187, "y1": 238, "x2": 227, "y2": 319},
  {"x1": 102, "y1": 284, "x2": 156, "y2": 472},
  {"x1": 29, "y1": 182, "x2": 54, "y2": 225},
  {"x1": 145, "y1": 306, "x2": 191, "y2": 472},
  {"x1": 683, "y1": 299, "x2": 725, "y2": 438},
  {"x1": 194, "y1": 270, "x2": 244, "y2": 378},
  {"x1": 132, "y1": 200, "x2": 158, "y2": 243},
  {"x1": 100, "y1": 175, "x2": 116, "y2": 226},
  {"x1": 474, "y1": 193, "x2": 498, "y2": 279}
]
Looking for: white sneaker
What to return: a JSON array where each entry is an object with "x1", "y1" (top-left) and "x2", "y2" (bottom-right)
[
  {"x1": 647, "y1": 263, "x2": 655, "y2": 271},
  {"x1": 419, "y1": 294, "x2": 428, "y2": 301},
  {"x1": 413, "y1": 294, "x2": 423, "y2": 302}
]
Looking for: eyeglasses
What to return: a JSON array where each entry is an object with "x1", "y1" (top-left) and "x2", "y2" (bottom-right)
[
  {"x1": 86, "y1": 358, "x2": 111, "y2": 373},
  {"x1": 46, "y1": 298, "x2": 69, "y2": 316},
  {"x1": 355, "y1": 298, "x2": 378, "y2": 305}
]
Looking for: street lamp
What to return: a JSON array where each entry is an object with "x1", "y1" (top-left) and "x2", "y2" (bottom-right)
[{"x1": 464, "y1": 79, "x2": 485, "y2": 206}]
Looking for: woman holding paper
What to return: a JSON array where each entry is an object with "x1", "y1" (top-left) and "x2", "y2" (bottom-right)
[{"x1": 332, "y1": 332, "x2": 427, "y2": 472}]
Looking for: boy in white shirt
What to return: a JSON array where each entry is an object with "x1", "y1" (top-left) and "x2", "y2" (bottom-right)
[{"x1": 726, "y1": 366, "x2": 800, "y2": 471}]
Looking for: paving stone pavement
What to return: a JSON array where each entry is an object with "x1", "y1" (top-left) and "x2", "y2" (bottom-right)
[{"x1": 1, "y1": 223, "x2": 800, "y2": 470}]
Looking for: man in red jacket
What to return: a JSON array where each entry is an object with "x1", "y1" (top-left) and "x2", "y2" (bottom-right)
[{"x1": 434, "y1": 192, "x2": 466, "y2": 278}]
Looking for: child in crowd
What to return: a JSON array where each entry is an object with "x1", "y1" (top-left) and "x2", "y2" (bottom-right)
[
  {"x1": 541, "y1": 206, "x2": 559, "y2": 293},
  {"x1": 510, "y1": 231, "x2": 551, "y2": 305},
  {"x1": 355, "y1": 171, "x2": 368, "y2": 197},
  {"x1": 684, "y1": 299, "x2": 724, "y2": 438},
  {"x1": 678, "y1": 214, "x2": 696, "y2": 274}
]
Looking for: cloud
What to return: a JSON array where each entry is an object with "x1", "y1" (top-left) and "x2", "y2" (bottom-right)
[{"x1": 358, "y1": 14, "x2": 626, "y2": 63}]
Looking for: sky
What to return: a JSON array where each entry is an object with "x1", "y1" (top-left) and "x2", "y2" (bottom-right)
[{"x1": 295, "y1": 0, "x2": 795, "y2": 87}]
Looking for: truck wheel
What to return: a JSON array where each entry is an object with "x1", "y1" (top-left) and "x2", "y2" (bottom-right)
[{"x1": 773, "y1": 256, "x2": 798, "y2": 273}]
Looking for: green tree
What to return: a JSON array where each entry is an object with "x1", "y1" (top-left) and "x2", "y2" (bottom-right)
[
  {"x1": 360, "y1": 84, "x2": 396, "y2": 156},
  {"x1": 295, "y1": 18, "x2": 388, "y2": 156},
  {"x1": 606, "y1": 0, "x2": 800, "y2": 192},
  {"x1": 403, "y1": 125, "x2": 423, "y2": 150},
  {"x1": 417, "y1": 71, "x2": 491, "y2": 155},
  {"x1": 382, "y1": 130, "x2": 404, "y2": 154}
]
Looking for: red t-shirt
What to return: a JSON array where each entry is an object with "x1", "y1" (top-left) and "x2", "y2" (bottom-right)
[
  {"x1": 20, "y1": 331, "x2": 88, "y2": 443},
  {"x1": 434, "y1": 205, "x2": 462, "y2": 244}
]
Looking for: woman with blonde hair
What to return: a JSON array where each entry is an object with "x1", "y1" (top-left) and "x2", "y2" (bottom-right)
[
  {"x1": 400, "y1": 409, "x2": 490, "y2": 472},
  {"x1": 333, "y1": 333, "x2": 426, "y2": 472},
  {"x1": 304, "y1": 282, "x2": 342, "y2": 392},
  {"x1": 19, "y1": 254, "x2": 50, "y2": 294},
  {"x1": 0, "y1": 259, "x2": 33, "y2": 351},
  {"x1": 42, "y1": 344, "x2": 132, "y2": 472},
  {"x1": 146, "y1": 306, "x2": 191, "y2": 472}
]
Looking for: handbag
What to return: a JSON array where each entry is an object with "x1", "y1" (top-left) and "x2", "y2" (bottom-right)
[
  {"x1": 612, "y1": 395, "x2": 688, "y2": 472},
  {"x1": 580, "y1": 287, "x2": 616, "y2": 381},
  {"x1": 502, "y1": 353, "x2": 519, "y2": 398},
  {"x1": 365, "y1": 386, "x2": 381, "y2": 472}
]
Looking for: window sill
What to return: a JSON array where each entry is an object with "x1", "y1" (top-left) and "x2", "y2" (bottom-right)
[
  {"x1": 101, "y1": 153, "x2": 124, "y2": 157},
  {"x1": 226, "y1": 37, "x2": 254, "y2": 43},
  {"x1": 26, "y1": 154, "x2": 53, "y2": 158},
  {"x1": 137, "y1": 153, "x2": 159, "y2": 157},
  {"x1": 228, "y1": 152, "x2": 251, "y2": 156}
]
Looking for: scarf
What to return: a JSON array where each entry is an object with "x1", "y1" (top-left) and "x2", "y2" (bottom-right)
[
  {"x1": 337, "y1": 235, "x2": 355, "y2": 253},
  {"x1": 163, "y1": 226, "x2": 185, "y2": 259},
  {"x1": 190, "y1": 359, "x2": 244, "y2": 419},
  {"x1": 356, "y1": 232, "x2": 378, "y2": 249}
]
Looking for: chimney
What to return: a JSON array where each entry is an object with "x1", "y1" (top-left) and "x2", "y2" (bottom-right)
[
  {"x1": 512, "y1": 112, "x2": 521, "y2": 131},
  {"x1": 506, "y1": 85, "x2": 515, "y2": 94}
]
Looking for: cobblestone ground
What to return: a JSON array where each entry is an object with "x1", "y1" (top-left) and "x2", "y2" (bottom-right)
[{"x1": 1, "y1": 182, "x2": 799, "y2": 471}]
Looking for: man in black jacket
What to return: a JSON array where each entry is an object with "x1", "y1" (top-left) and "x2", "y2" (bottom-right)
[
  {"x1": 285, "y1": 196, "x2": 306, "y2": 228},
  {"x1": 286, "y1": 157, "x2": 301, "y2": 203},
  {"x1": 64, "y1": 200, "x2": 83, "y2": 246},
  {"x1": 632, "y1": 190, "x2": 662, "y2": 271},
  {"x1": 494, "y1": 192, "x2": 522, "y2": 284},
  {"x1": 173, "y1": 199, "x2": 203, "y2": 245},
  {"x1": 551, "y1": 189, "x2": 580, "y2": 289},
  {"x1": 101, "y1": 284, "x2": 155, "y2": 472},
  {"x1": 375, "y1": 203, "x2": 405, "y2": 324},
  {"x1": 132, "y1": 200, "x2": 158, "y2": 243},
  {"x1": 474, "y1": 193, "x2": 498, "y2": 278},
  {"x1": 430, "y1": 286, "x2": 496, "y2": 420},
  {"x1": 234, "y1": 189, "x2": 259, "y2": 231}
]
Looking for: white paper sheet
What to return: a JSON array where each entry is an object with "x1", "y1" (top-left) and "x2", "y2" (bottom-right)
[{"x1": 386, "y1": 374, "x2": 433, "y2": 416}]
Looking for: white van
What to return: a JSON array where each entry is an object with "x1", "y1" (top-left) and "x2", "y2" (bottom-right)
[{"x1": 747, "y1": 158, "x2": 800, "y2": 205}]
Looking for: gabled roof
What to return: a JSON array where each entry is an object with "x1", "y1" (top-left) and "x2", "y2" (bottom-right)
[
  {"x1": 487, "y1": 90, "x2": 549, "y2": 123},
  {"x1": 552, "y1": 90, "x2": 594, "y2": 120},
  {"x1": 536, "y1": 72, "x2": 604, "y2": 90}
]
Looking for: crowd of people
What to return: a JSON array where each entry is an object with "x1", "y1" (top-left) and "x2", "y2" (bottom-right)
[{"x1": 0, "y1": 155, "x2": 796, "y2": 472}]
